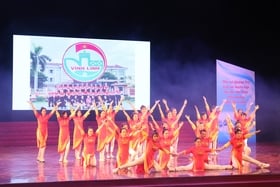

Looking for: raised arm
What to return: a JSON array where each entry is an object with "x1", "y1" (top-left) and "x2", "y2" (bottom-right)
[
  {"x1": 121, "y1": 105, "x2": 131, "y2": 121},
  {"x1": 158, "y1": 103, "x2": 165, "y2": 120},
  {"x1": 194, "y1": 105, "x2": 201, "y2": 121},
  {"x1": 55, "y1": 102, "x2": 62, "y2": 118},
  {"x1": 149, "y1": 100, "x2": 160, "y2": 114},
  {"x1": 225, "y1": 113, "x2": 234, "y2": 135},
  {"x1": 150, "y1": 115, "x2": 161, "y2": 131},
  {"x1": 219, "y1": 99, "x2": 227, "y2": 111},
  {"x1": 127, "y1": 100, "x2": 138, "y2": 113},
  {"x1": 176, "y1": 99, "x2": 188, "y2": 119},
  {"x1": 231, "y1": 101, "x2": 239, "y2": 119},
  {"x1": 162, "y1": 99, "x2": 170, "y2": 113},
  {"x1": 172, "y1": 121, "x2": 184, "y2": 139},
  {"x1": 185, "y1": 115, "x2": 196, "y2": 131},
  {"x1": 248, "y1": 105, "x2": 259, "y2": 121},
  {"x1": 203, "y1": 96, "x2": 211, "y2": 114},
  {"x1": 92, "y1": 100, "x2": 99, "y2": 117},
  {"x1": 245, "y1": 102, "x2": 254, "y2": 116},
  {"x1": 83, "y1": 103, "x2": 94, "y2": 118},
  {"x1": 114, "y1": 95, "x2": 125, "y2": 113},
  {"x1": 98, "y1": 96, "x2": 107, "y2": 111},
  {"x1": 27, "y1": 100, "x2": 38, "y2": 116}
]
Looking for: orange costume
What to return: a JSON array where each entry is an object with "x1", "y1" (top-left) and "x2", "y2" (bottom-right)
[
  {"x1": 96, "y1": 116, "x2": 107, "y2": 152},
  {"x1": 34, "y1": 112, "x2": 54, "y2": 148},
  {"x1": 128, "y1": 119, "x2": 142, "y2": 151},
  {"x1": 105, "y1": 112, "x2": 117, "y2": 146},
  {"x1": 57, "y1": 117, "x2": 71, "y2": 153},
  {"x1": 183, "y1": 146, "x2": 211, "y2": 171},
  {"x1": 158, "y1": 136, "x2": 173, "y2": 170},
  {"x1": 142, "y1": 137, "x2": 166, "y2": 174},
  {"x1": 229, "y1": 134, "x2": 245, "y2": 169},
  {"x1": 72, "y1": 115, "x2": 86, "y2": 150},
  {"x1": 82, "y1": 133, "x2": 97, "y2": 167},
  {"x1": 115, "y1": 132, "x2": 131, "y2": 167}
]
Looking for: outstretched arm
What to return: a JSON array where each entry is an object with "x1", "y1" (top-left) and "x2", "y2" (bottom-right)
[
  {"x1": 185, "y1": 115, "x2": 196, "y2": 131},
  {"x1": 98, "y1": 96, "x2": 107, "y2": 111},
  {"x1": 194, "y1": 105, "x2": 201, "y2": 121},
  {"x1": 225, "y1": 113, "x2": 234, "y2": 135},
  {"x1": 114, "y1": 95, "x2": 125, "y2": 113},
  {"x1": 27, "y1": 100, "x2": 37, "y2": 116},
  {"x1": 176, "y1": 99, "x2": 188, "y2": 119},
  {"x1": 162, "y1": 99, "x2": 170, "y2": 113},
  {"x1": 149, "y1": 100, "x2": 160, "y2": 114},
  {"x1": 92, "y1": 100, "x2": 99, "y2": 117},
  {"x1": 244, "y1": 129, "x2": 261, "y2": 139},
  {"x1": 216, "y1": 141, "x2": 231, "y2": 152},
  {"x1": 127, "y1": 100, "x2": 138, "y2": 113},
  {"x1": 203, "y1": 96, "x2": 211, "y2": 114},
  {"x1": 150, "y1": 115, "x2": 161, "y2": 131},
  {"x1": 121, "y1": 105, "x2": 131, "y2": 121}
]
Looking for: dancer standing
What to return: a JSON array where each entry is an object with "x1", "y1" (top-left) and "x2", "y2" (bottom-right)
[
  {"x1": 72, "y1": 104, "x2": 93, "y2": 160},
  {"x1": 56, "y1": 104, "x2": 76, "y2": 163},
  {"x1": 28, "y1": 100, "x2": 59, "y2": 162}
]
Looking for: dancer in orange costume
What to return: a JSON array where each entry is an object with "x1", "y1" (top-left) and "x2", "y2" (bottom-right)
[
  {"x1": 28, "y1": 100, "x2": 59, "y2": 162},
  {"x1": 56, "y1": 103, "x2": 76, "y2": 163},
  {"x1": 100, "y1": 95, "x2": 124, "y2": 159},
  {"x1": 113, "y1": 131, "x2": 177, "y2": 175},
  {"x1": 82, "y1": 125, "x2": 103, "y2": 168},
  {"x1": 109, "y1": 121, "x2": 137, "y2": 174},
  {"x1": 149, "y1": 114, "x2": 184, "y2": 170},
  {"x1": 217, "y1": 128, "x2": 270, "y2": 172},
  {"x1": 92, "y1": 98, "x2": 114, "y2": 161},
  {"x1": 72, "y1": 104, "x2": 94, "y2": 160},
  {"x1": 202, "y1": 97, "x2": 227, "y2": 153},
  {"x1": 128, "y1": 100, "x2": 160, "y2": 158},
  {"x1": 170, "y1": 137, "x2": 232, "y2": 172},
  {"x1": 121, "y1": 105, "x2": 148, "y2": 162},
  {"x1": 158, "y1": 99, "x2": 187, "y2": 168}
]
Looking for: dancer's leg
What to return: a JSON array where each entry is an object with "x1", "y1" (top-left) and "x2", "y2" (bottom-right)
[
  {"x1": 204, "y1": 163, "x2": 232, "y2": 170},
  {"x1": 242, "y1": 154, "x2": 270, "y2": 168},
  {"x1": 169, "y1": 162, "x2": 193, "y2": 172},
  {"x1": 113, "y1": 155, "x2": 145, "y2": 173}
]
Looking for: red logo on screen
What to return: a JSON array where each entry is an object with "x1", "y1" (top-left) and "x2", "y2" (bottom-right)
[{"x1": 62, "y1": 42, "x2": 107, "y2": 82}]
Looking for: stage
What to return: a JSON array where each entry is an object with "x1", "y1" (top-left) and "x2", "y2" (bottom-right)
[{"x1": 0, "y1": 121, "x2": 280, "y2": 187}]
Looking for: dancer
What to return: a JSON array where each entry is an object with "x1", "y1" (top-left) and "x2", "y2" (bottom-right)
[
  {"x1": 217, "y1": 128, "x2": 270, "y2": 172},
  {"x1": 103, "y1": 95, "x2": 124, "y2": 159},
  {"x1": 55, "y1": 104, "x2": 76, "y2": 163},
  {"x1": 121, "y1": 105, "x2": 148, "y2": 162},
  {"x1": 72, "y1": 104, "x2": 94, "y2": 160},
  {"x1": 110, "y1": 121, "x2": 136, "y2": 174},
  {"x1": 81, "y1": 126, "x2": 103, "y2": 168},
  {"x1": 92, "y1": 99, "x2": 108, "y2": 161},
  {"x1": 158, "y1": 99, "x2": 187, "y2": 168},
  {"x1": 113, "y1": 131, "x2": 177, "y2": 175},
  {"x1": 169, "y1": 137, "x2": 232, "y2": 172},
  {"x1": 28, "y1": 100, "x2": 59, "y2": 162},
  {"x1": 203, "y1": 97, "x2": 227, "y2": 153}
]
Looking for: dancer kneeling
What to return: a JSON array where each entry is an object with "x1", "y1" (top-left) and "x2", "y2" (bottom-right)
[{"x1": 169, "y1": 137, "x2": 233, "y2": 172}]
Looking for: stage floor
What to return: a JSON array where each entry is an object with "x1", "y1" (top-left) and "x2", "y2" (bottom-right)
[{"x1": 1, "y1": 142, "x2": 280, "y2": 186}]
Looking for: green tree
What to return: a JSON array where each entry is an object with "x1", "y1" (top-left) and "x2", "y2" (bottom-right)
[{"x1": 30, "y1": 46, "x2": 51, "y2": 92}]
